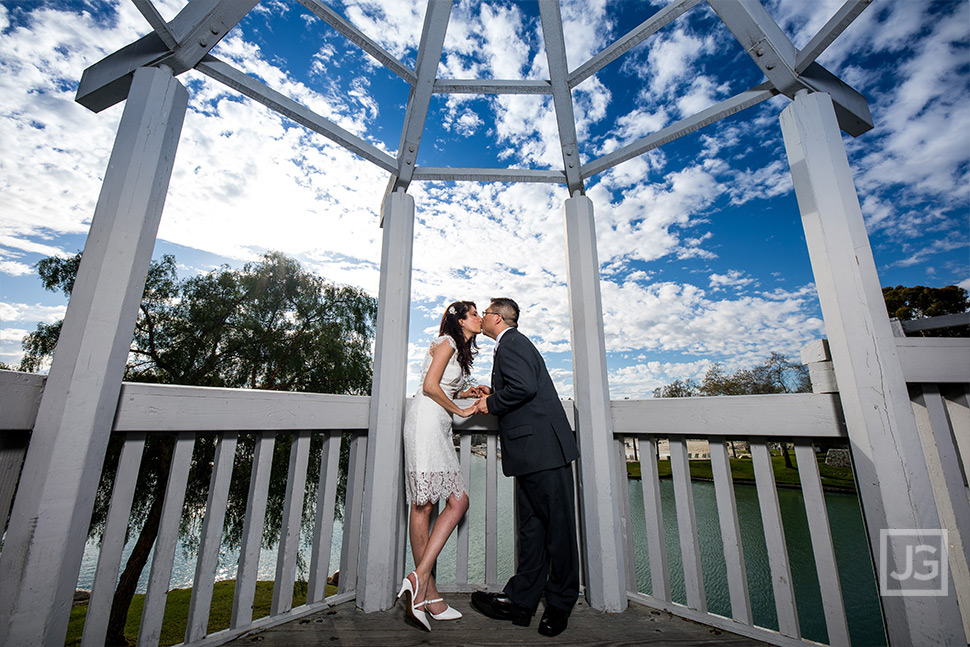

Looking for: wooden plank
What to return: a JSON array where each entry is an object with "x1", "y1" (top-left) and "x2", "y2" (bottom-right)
[
  {"x1": 610, "y1": 393, "x2": 846, "y2": 438},
  {"x1": 669, "y1": 438, "x2": 706, "y2": 612},
  {"x1": 273, "y1": 430, "x2": 312, "y2": 616},
  {"x1": 709, "y1": 436, "x2": 752, "y2": 625},
  {"x1": 895, "y1": 338, "x2": 970, "y2": 383},
  {"x1": 81, "y1": 432, "x2": 147, "y2": 647},
  {"x1": 231, "y1": 431, "x2": 276, "y2": 629},
  {"x1": 411, "y1": 166, "x2": 565, "y2": 184},
  {"x1": 485, "y1": 432, "x2": 498, "y2": 587},
  {"x1": 308, "y1": 432, "x2": 341, "y2": 604},
  {"x1": 0, "y1": 430, "x2": 28, "y2": 536},
  {"x1": 0, "y1": 370, "x2": 45, "y2": 429},
  {"x1": 339, "y1": 434, "x2": 366, "y2": 595},
  {"x1": 911, "y1": 385, "x2": 970, "y2": 638},
  {"x1": 115, "y1": 383, "x2": 370, "y2": 432},
  {"x1": 943, "y1": 386, "x2": 970, "y2": 485},
  {"x1": 186, "y1": 431, "x2": 239, "y2": 642},
  {"x1": 138, "y1": 433, "x2": 196, "y2": 646},
  {"x1": 793, "y1": 441, "x2": 849, "y2": 646},
  {"x1": 433, "y1": 79, "x2": 551, "y2": 94},
  {"x1": 750, "y1": 439, "x2": 799, "y2": 638},
  {"x1": 455, "y1": 433, "x2": 472, "y2": 588},
  {"x1": 638, "y1": 435, "x2": 670, "y2": 602}
]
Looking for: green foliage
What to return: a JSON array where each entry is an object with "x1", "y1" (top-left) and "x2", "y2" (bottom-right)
[
  {"x1": 882, "y1": 284, "x2": 969, "y2": 337},
  {"x1": 652, "y1": 352, "x2": 810, "y2": 398}
]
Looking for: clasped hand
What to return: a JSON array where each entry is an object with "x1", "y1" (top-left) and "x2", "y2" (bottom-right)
[{"x1": 456, "y1": 386, "x2": 491, "y2": 418}]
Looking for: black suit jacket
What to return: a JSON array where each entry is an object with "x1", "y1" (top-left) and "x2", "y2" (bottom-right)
[{"x1": 485, "y1": 328, "x2": 579, "y2": 477}]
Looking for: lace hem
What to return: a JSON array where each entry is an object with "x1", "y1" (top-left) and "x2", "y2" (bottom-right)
[{"x1": 405, "y1": 470, "x2": 467, "y2": 506}]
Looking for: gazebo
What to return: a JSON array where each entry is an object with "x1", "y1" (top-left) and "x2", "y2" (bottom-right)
[{"x1": 0, "y1": 1, "x2": 967, "y2": 646}]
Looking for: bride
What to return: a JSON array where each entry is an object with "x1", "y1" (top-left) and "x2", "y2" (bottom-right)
[{"x1": 397, "y1": 301, "x2": 488, "y2": 631}]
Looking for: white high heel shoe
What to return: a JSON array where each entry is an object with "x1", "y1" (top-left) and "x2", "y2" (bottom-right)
[
  {"x1": 421, "y1": 597, "x2": 462, "y2": 621},
  {"x1": 397, "y1": 571, "x2": 431, "y2": 631}
]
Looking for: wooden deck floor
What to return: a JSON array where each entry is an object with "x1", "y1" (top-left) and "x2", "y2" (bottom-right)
[{"x1": 222, "y1": 594, "x2": 772, "y2": 646}]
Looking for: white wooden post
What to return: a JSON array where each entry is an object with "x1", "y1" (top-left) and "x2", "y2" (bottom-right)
[
  {"x1": 562, "y1": 194, "x2": 628, "y2": 612},
  {"x1": 780, "y1": 90, "x2": 964, "y2": 646},
  {"x1": 356, "y1": 189, "x2": 414, "y2": 611},
  {"x1": 0, "y1": 65, "x2": 187, "y2": 646}
]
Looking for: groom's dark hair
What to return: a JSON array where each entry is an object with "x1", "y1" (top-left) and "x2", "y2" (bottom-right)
[{"x1": 489, "y1": 298, "x2": 519, "y2": 327}]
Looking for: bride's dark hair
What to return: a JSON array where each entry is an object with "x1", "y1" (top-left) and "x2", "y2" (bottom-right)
[{"x1": 439, "y1": 300, "x2": 479, "y2": 375}]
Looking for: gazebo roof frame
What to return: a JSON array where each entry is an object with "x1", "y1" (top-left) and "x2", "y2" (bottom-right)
[{"x1": 76, "y1": 0, "x2": 873, "y2": 198}]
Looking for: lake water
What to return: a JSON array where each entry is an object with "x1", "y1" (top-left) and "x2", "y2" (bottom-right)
[{"x1": 78, "y1": 455, "x2": 885, "y2": 645}]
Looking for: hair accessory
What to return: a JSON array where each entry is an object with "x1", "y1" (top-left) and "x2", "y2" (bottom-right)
[{"x1": 448, "y1": 305, "x2": 457, "y2": 315}]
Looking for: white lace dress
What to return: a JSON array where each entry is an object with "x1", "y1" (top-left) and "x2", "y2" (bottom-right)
[{"x1": 403, "y1": 335, "x2": 468, "y2": 505}]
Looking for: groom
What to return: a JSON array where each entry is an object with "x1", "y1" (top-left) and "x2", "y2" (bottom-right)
[{"x1": 471, "y1": 298, "x2": 580, "y2": 637}]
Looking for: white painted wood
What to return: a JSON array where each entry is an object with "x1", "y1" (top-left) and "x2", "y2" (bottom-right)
[
  {"x1": 433, "y1": 79, "x2": 551, "y2": 94},
  {"x1": 196, "y1": 57, "x2": 398, "y2": 175},
  {"x1": 308, "y1": 432, "x2": 341, "y2": 604},
  {"x1": 385, "y1": 1, "x2": 453, "y2": 193},
  {"x1": 616, "y1": 438, "x2": 637, "y2": 593},
  {"x1": 356, "y1": 190, "x2": 413, "y2": 611},
  {"x1": 568, "y1": 0, "x2": 703, "y2": 87},
  {"x1": 0, "y1": 370, "x2": 45, "y2": 430},
  {"x1": 668, "y1": 438, "x2": 706, "y2": 612},
  {"x1": 81, "y1": 432, "x2": 147, "y2": 647},
  {"x1": 456, "y1": 433, "x2": 472, "y2": 588},
  {"x1": 131, "y1": 0, "x2": 177, "y2": 49},
  {"x1": 0, "y1": 66, "x2": 187, "y2": 647},
  {"x1": 638, "y1": 435, "x2": 670, "y2": 602},
  {"x1": 708, "y1": 436, "x2": 752, "y2": 625},
  {"x1": 0, "y1": 430, "x2": 27, "y2": 535},
  {"x1": 539, "y1": 1, "x2": 583, "y2": 192},
  {"x1": 943, "y1": 387, "x2": 970, "y2": 486},
  {"x1": 781, "y1": 90, "x2": 963, "y2": 644},
  {"x1": 186, "y1": 432, "x2": 239, "y2": 643},
  {"x1": 411, "y1": 166, "x2": 565, "y2": 184},
  {"x1": 231, "y1": 431, "x2": 275, "y2": 629},
  {"x1": 138, "y1": 433, "x2": 196, "y2": 647},
  {"x1": 911, "y1": 385, "x2": 970, "y2": 641},
  {"x1": 273, "y1": 430, "x2": 311, "y2": 616},
  {"x1": 750, "y1": 439, "x2": 799, "y2": 638},
  {"x1": 611, "y1": 393, "x2": 846, "y2": 438},
  {"x1": 295, "y1": 0, "x2": 416, "y2": 84},
  {"x1": 582, "y1": 82, "x2": 778, "y2": 179},
  {"x1": 708, "y1": 0, "x2": 872, "y2": 136},
  {"x1": 794, "y1": 0, "x2": 874, "y2": 74},
  {"x1": 485, "y1": 432, "x2": 498, "y2": 587},
  {"x1": 115, "y1": 383, "x2": 370, "y2": 431},
  {"x1": 895, "y1": 338, "x2": 970, "y2": 384},
  {"x1": 793, "y1": 441, "x2": 849, "y2": 646},
  {"x1": 339, "y1": 434, "x2": 366, "y2": 595},
  {"x1": 563, "y1": 194, "x2": 627, "y2": 611}
]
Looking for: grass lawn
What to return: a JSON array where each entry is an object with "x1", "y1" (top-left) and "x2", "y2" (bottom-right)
[
  {"x1": 626, "y1": 451, "x2": 856, "y2": 492},
  {"x1": 65, "y1": 579, "x2": 338, "y2": 647}
]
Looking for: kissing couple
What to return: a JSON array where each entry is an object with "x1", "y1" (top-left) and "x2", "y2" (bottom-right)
[{"x1": 397, "y1": 297, "x2": 580, "y2": 637}]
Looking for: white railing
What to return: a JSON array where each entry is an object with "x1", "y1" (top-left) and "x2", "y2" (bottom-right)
[{"x1": 0, "y1": 373, "x2": 370, "y2": 647}]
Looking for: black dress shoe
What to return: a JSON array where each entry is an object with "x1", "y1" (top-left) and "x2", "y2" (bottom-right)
[
  {"x1": 470, "y1": 590, "x2": 533, "y2": 626},
  {"x1": 538, "y1": 604, "x2": 569, "y2": 637}
]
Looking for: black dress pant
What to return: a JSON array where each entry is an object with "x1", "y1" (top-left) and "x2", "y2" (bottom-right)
[{"x1": 503, "y1": 463, "x2": 579, "y2": 612}]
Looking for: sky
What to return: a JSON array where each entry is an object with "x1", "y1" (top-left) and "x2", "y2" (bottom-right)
[{"x1": 0, "y1": 0, "x2": 968, "y2": 399}]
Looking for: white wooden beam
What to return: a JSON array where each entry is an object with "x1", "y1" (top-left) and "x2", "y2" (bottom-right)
[
  {"x1": 707, "y1": 0, "x2": 872, "y2": 136},
  {"x1": 582, "y1": 82, "x2": 778, "y2": 179},
  {"x1": 196, "y1": 56, "x2": 398, "y2": 174},
  {"x1": 385, "y1": 0, "x2": 453, "y2": 195},
  {"x1": 131, "y1": 0, "x2": 178, "y2": 50},
  {"x1": 568, "y1": 0, "x2": 703, "y2": 88},
  {"x1": 433, "y1": 79, "x2": 551, "y2": 94},
  {"x1": 539, "y1": 0, "x2": 584, "y2": 194},
  {"x1": 76, "y1": 0, "x2": 258, "y2": 112},
  {"x1": 296, "y1": 0, "x2": 417, "y2": 85},
  {"x1": 356, "y1": 190, "x2": 415, "y2": 611},
  {"x1": 411, "y1": 166, "x2": 565, "y2": 184},
  {"x1": 0, "y1": 66, "x2": 188, "y2": 646},
  {"x1": 563, "y1": 195, "x2": 627, "y2": 611},
  {"x1": 795, "y1": 0, "x2": 873, "y2": 74},
  {"x1": 780, "y1": 90, "x2": 964, "y2": 645}
]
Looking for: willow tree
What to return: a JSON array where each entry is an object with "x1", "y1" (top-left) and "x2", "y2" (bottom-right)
[{"x1": 20, "y1": 251, "x2": 376, "y2": 645}]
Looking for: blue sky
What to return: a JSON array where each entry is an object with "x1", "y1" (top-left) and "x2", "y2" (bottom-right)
[{"x1": 1, "y1": 0, "x2": 968, "y2": 398}]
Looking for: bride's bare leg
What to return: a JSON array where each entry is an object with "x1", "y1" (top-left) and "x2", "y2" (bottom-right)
[{"x1": 412, "y1": 493, "x2": 469, "y2": 613}]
